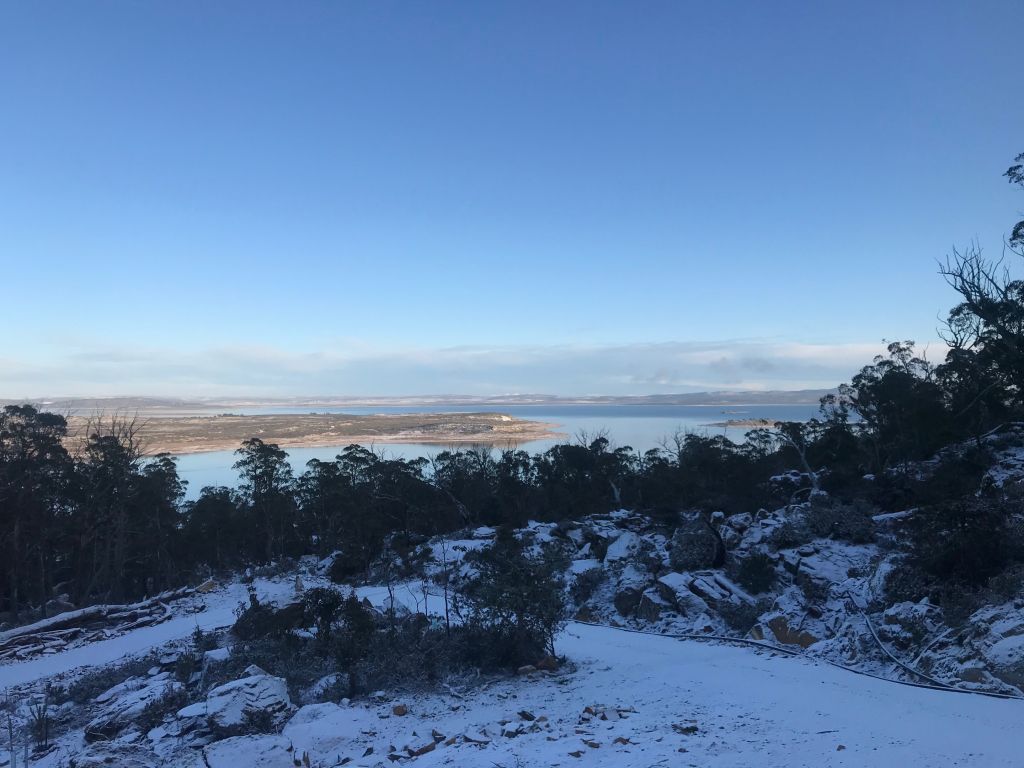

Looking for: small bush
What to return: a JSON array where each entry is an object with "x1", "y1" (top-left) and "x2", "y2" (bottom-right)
[
  {"x1": 796, "y1": 573, "x2": 831, "y2": 605},
  {"x1": 60, "y1": 655, "x2": 157, "y2": 706},
  {"x1": 135, "y1": 686, "x2": 188, "y2": 733},
  {"x1": 734, "y1": 552, "x2": 777, "y2": 594},
  {"x1": 669, "y1": 518, "x2": 722, "y2": 571},
  {"x1": 569, "y1": 569, "x2": 604, "y2": 605},
  {"x1": 719, "y1": 598, "x2": 772, "y2": 634},
  {"x1": 911, "y1": 497, "x2": 1015, "y2": 587},
  {"x1": 191, "y1": 626, "x2": 218, "y2": 653},
  {"x1": 302, "y1": 586, "x2": 346, "y2": 642},
  {"x1": 805, "y1": 498, "x2": 876, "y2": 544},
  {"x1": 769, "y1": 518, "x2": 812, "y2": 549}
]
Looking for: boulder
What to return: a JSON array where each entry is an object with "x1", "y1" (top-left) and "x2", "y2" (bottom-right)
[
  {"x1": 656, "y1": 572, "x2": 711, "y2": 617},
  {"x1": 636, "y1": 589, "x2": 669, "y2": 622},
  {"x1": 178, "y1": 665, "x2": 292, "y2": 729},
  {"x1": 751, "y1": 614, "x2": 819, "y2": 649}
]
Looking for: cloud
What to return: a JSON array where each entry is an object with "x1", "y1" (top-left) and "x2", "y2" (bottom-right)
[{"x1": 0, "y1": 338, "x2": 911, "y2": 398}]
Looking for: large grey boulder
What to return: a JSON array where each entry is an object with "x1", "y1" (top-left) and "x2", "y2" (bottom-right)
[{"x1": 178, "y1": 664, "x2": 292, "y2": 729}]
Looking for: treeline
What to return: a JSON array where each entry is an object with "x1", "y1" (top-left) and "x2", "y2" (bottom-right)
[{"x1": 1, "y1": 152, "x2": 1023, "y2": 622}]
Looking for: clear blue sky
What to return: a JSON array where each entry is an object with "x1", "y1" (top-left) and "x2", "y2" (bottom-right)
[{"x1": 1, "y1": 2, "x2": 1022, "y2": 396}]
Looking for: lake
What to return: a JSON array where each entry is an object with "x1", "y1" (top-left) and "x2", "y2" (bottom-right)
[{"x1": 173, "y1": 403, "x2": 821, "y2": 498}]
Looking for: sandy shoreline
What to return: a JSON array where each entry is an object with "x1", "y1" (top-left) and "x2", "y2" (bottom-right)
[{"x1": 66, "y1": 412, "x2": 565, "y2": 456}]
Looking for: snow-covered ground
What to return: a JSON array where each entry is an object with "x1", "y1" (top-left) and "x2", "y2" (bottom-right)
[
  {"x1": 2, "y1": 577, "x2": 1021, "y2": 767},
  {"x1": 275, "y1": 623, "x2": 1023, "y2": 767}
]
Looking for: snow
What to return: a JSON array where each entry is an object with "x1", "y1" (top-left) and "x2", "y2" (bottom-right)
[
  {"x1": 4, "y1": 576, "x2": 1024, "y2": 766},
  {"x1": 0, "y1": 577, "x2": 300, "y2": 690},
  {"x1": 273, "y1": 623, "x2": 1024, "y2": 767}
]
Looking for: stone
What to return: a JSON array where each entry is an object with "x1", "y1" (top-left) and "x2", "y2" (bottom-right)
[
  {"x1": 635, "y1": 589, "x2": 669, "y2": 622},
  {"x1": 85, "y1": 676, "x2": 184, "y2": 742},
  {"x1": 758, "y1": 614, "x2": 819, "y2": 649},
  {"x1": 177, "y1": 668, "x2": 291, "y2": 729}
]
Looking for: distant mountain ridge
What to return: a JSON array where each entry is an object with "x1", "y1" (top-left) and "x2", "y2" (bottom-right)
[{"x1": 2, "y1": 390, "x2": 834, "y2": 412}]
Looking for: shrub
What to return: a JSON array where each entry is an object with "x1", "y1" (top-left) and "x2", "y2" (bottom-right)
[
  {"x1": 569, "y1": 569, "x2": 604, "y2": 605},
  {"x1": 719, "y1": 598, "x2": 772, "y2": 634},
  {"x1": 460, "y1": 528, "x2": 569, "y2": 665},
  {"x1": 135, "y1": 686, "x2": 189, "y2": 733},
  {"x1": 769, "y1": 518, "x2": 812, "y2": 549},
  {"x1": 669, "y1": 518, "x2": 722, "y2": 571},
  {"x1": 302, "y1": 586, "x2": 346, "y2": 642},
  {"x1": 60, "y1": 655, "x2": 157, "y2": 706},
  {"x1": 911, "y1": 497, "x2": 1015, "y2": 587},
  {"x1": 734, "y1": 552, "x2": 777, "y2": 594},
  {"x1": 805, "y1": 498, "x2": 876, "y2": 543}
]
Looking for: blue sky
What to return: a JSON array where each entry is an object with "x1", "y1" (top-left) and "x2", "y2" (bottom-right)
[{"x1": 1, "y1": 2, "x2": 1022, "y2": 397}]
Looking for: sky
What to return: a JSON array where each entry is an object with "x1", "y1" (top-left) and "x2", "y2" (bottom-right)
[{"x1": 1, "y1": 1, "x2": 1022, "y2": 397}]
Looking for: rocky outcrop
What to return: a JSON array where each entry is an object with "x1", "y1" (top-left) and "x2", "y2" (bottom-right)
[{"x1": 85, "y1": 674, "x2": 184, "y2": 742}]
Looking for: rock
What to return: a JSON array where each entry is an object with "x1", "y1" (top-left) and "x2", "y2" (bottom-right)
[
  {"x1": 613, "y1": 587, "x2": 643, "y2": 616},
  {"x1": 755, "y1": 614, "x2": 819, "y2": 649},
  {"x1": 604, "y1": 531, "x2": 643, "y2": 563},
  {"x1": 85, "y1": 676, "x2": 184, "y2": 742},
  {"x1": 656, "y1": 573, "x2": 711, "y2": 617},
  {"x1": 409, "y1": 740, "x2": 436, "y2": 756},
  {"x1": 178, "y1": 668, "x2": 291, "y2": 729},
  {"x1": 636, "y1": 589, "x2": 669, "y2": 622},
  {"x1": 518, "y1": 710, "x2": 536, "y2": 720}
]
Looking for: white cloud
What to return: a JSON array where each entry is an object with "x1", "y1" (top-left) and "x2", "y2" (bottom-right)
[{"x1": 0, "y1": 338, "x2": 920, "y2": 398}]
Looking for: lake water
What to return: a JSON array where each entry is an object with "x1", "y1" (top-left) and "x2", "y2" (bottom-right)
[{"x1": 173, "y1": 403, "x2": 821, "y2": 499}]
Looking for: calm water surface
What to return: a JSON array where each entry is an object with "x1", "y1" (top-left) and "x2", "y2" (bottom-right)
[{"x1": 173, "y1": 404, "x2": 820, "y2": 499}]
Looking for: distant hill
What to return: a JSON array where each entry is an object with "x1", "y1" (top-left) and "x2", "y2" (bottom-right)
[{"x1": 2, "y1": 390, "x2": 834, "y2": 413}]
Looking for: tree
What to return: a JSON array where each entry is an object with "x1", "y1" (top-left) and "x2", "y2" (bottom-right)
[
  {"x1": 0, "y1": 406, "x2": 73, "y2": 619},
  {"x1": 234, "y1": 438, "x2": 296, "y2": 562},
  {"x1": 1006, "y1": 151, "x2": 1024, "y2": 249}
]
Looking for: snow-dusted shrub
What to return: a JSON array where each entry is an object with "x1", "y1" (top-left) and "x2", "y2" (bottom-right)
[
  {"x1": 720, "y1": 598, "x2": 772, "y2": 634},
  {"x1": 58, "y1": 655, "x2": 158, "y2": 706},
  {"x1": 570, "y1": 568, "x2": 605, "y2": 605},
  {"x1": 768, "y1": 516, "x2": 812, "y2": 549},
  {"x1": 881, "y1": 558, "x2": 929, "y2": 604},
  {"x1": 135, "y1": 686, "x2": 188, "y2": 733},
  {"x1": 669, "y1": 518, "x2": 721, "y2": 571},
  {"x1": 734, "y1": 552, "x2": 777, "y2": 594},
  {"x1": 805, "y1": 498, "x2": 876, "y2": 543},
  {"x1": 460, "y1": 528, "x2": 569, "y2": 663}
]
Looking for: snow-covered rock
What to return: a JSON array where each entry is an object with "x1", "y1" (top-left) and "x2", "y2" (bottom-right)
[
  {"x1": 85, "y1": 674, "x2": 184, "y2": 742},
  {"x1": 178, "y1": 665, "x2": 292, "y2": 729}
]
